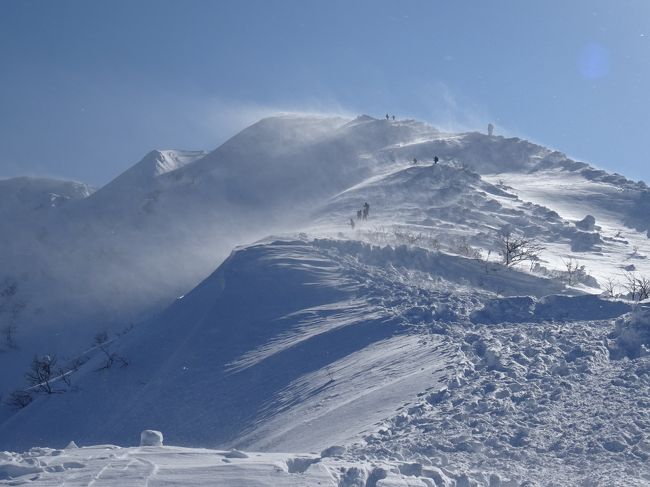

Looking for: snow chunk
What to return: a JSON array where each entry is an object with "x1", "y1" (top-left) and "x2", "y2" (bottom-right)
[
  {"x1": 470, "y1": 296, "x2": 535, "y2": 324},
  {"x1": 139, "y1": 430, "x2": 163, "y2": 447},
  {"x1": 223, "y1": 449, "x2": 249, "y2": 459},
  {"x1": 320, "y1": 445, "x2": 346, "y2": 458},
  {"x1": 65, "y1": 441, "x2": 78, "y2": 449},
  {"x1": 570, "y1": 229, "x2": 602, "y2": 251},
  {"x1": 575, "y1": 214, "x2": 596, "y2": 231},
  {"x1": 609, "y1": 308, "x2": 650, "y2": 359}
]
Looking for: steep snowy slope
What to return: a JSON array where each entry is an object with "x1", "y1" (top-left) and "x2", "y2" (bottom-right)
[
  {"x1": 0, "y1": 115, "x2": 533, "y2": 402},
  {"x1": 3, "y1": 113, "x2": 643, "y2": 351},
  {"x1": 0, "y1": 239, "x2": 461, "y2": 451},
  {"x1": 2, "y1": 237, "x2": 648, "y2": 486},
  {"x1": 89, "y1": 149, "x2": 206, "y2": 203},
  {"x1": 484, "y1": 169, "x2": 650, "y2": 284},
  {"x1": 0, "y1": 232, "x2": 571, "y2": 450}
]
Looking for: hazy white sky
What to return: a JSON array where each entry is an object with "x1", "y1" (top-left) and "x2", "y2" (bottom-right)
[{"x1": 1, "y1": 1, "x2": 649, "y2": 185}]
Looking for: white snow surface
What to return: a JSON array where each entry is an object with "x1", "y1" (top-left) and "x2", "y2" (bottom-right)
[{"x1": 2, "y1": 114, "x2": 650, "y2": 486}]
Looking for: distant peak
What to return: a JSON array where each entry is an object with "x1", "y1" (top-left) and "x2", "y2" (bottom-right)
[{"x1": 141, "y1": 149, "x2": 207, "y2": 177}]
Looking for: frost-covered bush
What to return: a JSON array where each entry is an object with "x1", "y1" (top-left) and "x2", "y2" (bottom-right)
[
  {"x1": 557, "y1": 258, "x2": 599, "y2": 287},
  {"x1": 361, "y1": 226, "x2": 440, "y2": 251},
  {"x1": 454, "y1": 236, "x2": 482, "y2": 260},
  {"x1": 622, "y1": 272, "x2": 650, "y2": 301}
]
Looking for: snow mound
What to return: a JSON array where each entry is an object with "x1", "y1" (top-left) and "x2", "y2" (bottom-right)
[
  {"x1": 609, "y1": 307, "x2": 650, "y2": 359},
  {"x1": 140, "y1": 430, "x2": 163, "y2": 446},
  {"x1": 471, "y1": 294, "x2": 631, "y2": 324}
]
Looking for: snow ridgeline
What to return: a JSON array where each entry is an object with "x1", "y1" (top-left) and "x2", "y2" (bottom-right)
[
  {"x1": 2, "y1": 238, "x2": 649, "y2": 485},
  {"x1": 3, "y1": 114, "x2": 650, "y2": 485},
  {"x1": 3, "y1": 113, "x2": 650, "y2": 401}
]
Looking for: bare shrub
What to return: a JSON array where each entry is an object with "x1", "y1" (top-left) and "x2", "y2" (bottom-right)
[
  {"x1": 1, "y1": 323, "x2": 17, "y2": 349},
  {"x1": 26, "y1": 355, "x2": 58, "y2": 394},
  {"x1": 5, "y1": 390, "x2": 32, "y2": 409},
  {"x1": 561, "y1": 258, "x2": 589, "y2": 285},
  {"x1": 0, "y1": 279, "x2": 25, "y2": 350},
  {"x1": 94, "y1": 331, "x2": 129, "y2": 370},
  {"x1": 602, "y1": 277, "x2": 619, "y2": 298},
  {"x1": 454, "y1": 237, "x2": 482, "y2": 260},
  {"x1": 623, "y1": 272, "x2": 650, "y2": 301},
  {"x1": 498, "y1": 232, "x2": 545, "y2": 267}
]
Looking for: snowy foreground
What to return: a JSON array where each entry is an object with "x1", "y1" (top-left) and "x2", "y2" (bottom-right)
[
  {"x1": 2, "y1": 241, "x2": 649, "y2": 486},
  {"x1": 2, "y1": 115, "x2": 650, "y2": 486},
  {"x1": 0, "y1": 443, "x2": 503, "y2": 487}
]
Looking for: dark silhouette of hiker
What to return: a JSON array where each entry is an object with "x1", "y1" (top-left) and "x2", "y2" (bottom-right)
[
  {"x1": 434, "y1": 156, "x2": 439, "y2": 164},
  {"x1": 392, "y1": 115, "x2": 395, "y2": 121},
  {"x1": 357, "y1": 209, "x2": 363, "y2": 220},
  {"x1": 350, "y1": 218, "x2": 355, "y2": 229},
  {"x1": 362, "y1": 202, "x2": 370, "y2": 220},
  {"x1": 413, "y1": 157, "x2": 418, "y2": 165},
  {"x1": 385, "y1": 114, "x2": 390, "y2": 120}
]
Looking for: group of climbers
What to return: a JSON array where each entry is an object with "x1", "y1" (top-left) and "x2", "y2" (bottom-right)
[
  {"x1": 349, "y1": 202, "x2": 370, "y2": 229},
  {"x1": 412, "y1": 155, "x2": 439, "y2": 165}
]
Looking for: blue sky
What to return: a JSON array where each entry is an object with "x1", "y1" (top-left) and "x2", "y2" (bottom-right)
[{"x1": 1, "y1": 1, "x2": 649, "y2": 185}]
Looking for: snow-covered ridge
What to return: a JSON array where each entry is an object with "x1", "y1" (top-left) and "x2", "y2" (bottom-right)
[
  {"x1": 1, "y1": 238, "x2": 648, "y2": 485},
  {"x1": 90, "y1": 149, "x2": 207, "y2": 198},
  {"x1": 0, "y1": 176, "x2": 94, "y2": 214},
  {"x1": 2, "y1": 113, "x2": 650, "y2": 486}
]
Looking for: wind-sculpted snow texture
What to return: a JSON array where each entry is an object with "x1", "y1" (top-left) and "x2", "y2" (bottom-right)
[
  {"x1": 0, "y1": 240, "x2": 460, "y2": 452},
  {"x1": 2, "y1": 115, "x2": 650, "y2": 486}
]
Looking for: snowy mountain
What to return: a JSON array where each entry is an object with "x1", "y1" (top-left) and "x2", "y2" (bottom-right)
[{"x1": 1, "y1": 114, "x2": 650, "y2": 486}]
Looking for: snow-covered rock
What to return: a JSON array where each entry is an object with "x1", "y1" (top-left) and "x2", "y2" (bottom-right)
[{"x1": 140, "y1": 430, "x2": 163, "y2": 447}]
